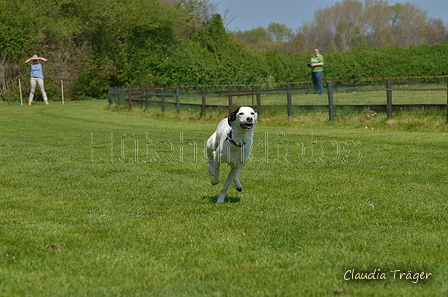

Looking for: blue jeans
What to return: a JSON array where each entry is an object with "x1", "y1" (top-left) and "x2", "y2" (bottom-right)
[{"x1": 312, "y1": 71, "x2": 323, "y2": 94}]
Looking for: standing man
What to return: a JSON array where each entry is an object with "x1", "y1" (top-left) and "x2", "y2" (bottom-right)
[
  {"x1": 25, "y1": 55, "x2": 49, "y2": 105},
  {"x1": 309, "y1": 47, "x2": 324, "y2": 95}
]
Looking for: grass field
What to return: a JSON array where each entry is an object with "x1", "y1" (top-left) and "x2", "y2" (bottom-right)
[{"x1": 1, "y1": 100, "x2": 447, "y2": 296}]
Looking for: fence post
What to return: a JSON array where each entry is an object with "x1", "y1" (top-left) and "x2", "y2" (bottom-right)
[
  {"x1": 128, "y1": 86, "x2": 133, "y2": 111},
  {"x1": 256, "y1": 86, "x2": 262, "y2": 115},
  {"x1": 139, "y1": 85, "x2": 144, "y2": 108},
  {"x1": 327, "y1": 81, "x2": 334, "y2": 121},
  {"x1": 251, "y1": 84, "x2": 255, "y2": 108},
  {"x1": 386, "y1": 79, "x2": 393, "y2": 119},
  {"x1": 148, "y1": 85, "x2": 154, "y2": 111},
  {"x1": 118, "y1": 86, "x2": 124, "y2": 106},
  {"x1": 176, "y1": 87, "x2": 180, "y2": 114},
  {"x1": 201, "y1": 90, "x2": 206, "y2": 117},
  {"x1": 228, "y1": 82, "x2": 233, "y2": 114},
  {"x1": 61, "y1": 80, "x2": 65, "y2": 105},
  {"x1": 19, "y1": 79, "x2": 23, "y2": 105},
  {"x1": 287, "y1": 81, "x2": 292, "y2": 117},
  {"x1": 145, "y1": 86, "x2": 149, "y2": 111},
  {"x1": 161, "y1": 87, "x2": 165, "y2": 113}
]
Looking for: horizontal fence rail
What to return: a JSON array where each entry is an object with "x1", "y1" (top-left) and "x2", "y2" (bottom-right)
[{"x1": 108, "y1": 76, "x2": 448, "y2": 123}]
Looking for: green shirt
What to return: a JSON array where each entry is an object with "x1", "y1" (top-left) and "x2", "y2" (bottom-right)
[{"x1": 311, "y1": 54, "x2": 324, "y2": 72}]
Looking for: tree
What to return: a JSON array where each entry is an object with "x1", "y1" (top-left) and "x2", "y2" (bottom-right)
[
  {"x1": 362, "y1": 0, "x2": 395, "y2": 47},
  {"x1": 297, "y1": 0, "x2": 364, "y2": 51},
  {"x1": 266, "y1": 23, "x2": 292, "y2": 42},
  {"x1": 390, "y1": 3, "x2": 427, "y2": 47},
  {"x1": 423, "y1": 18, "x2": 448, "y2": 45},
  {"x1": 293, "y1": 21, "x2": 320, "y2": 53},
  {"x1": 333, "y1": 0, "x2": 364, "y2": 51},
  {"x1": 233, "y1": 27, "x2": 271, "y2": 54},
  {"x1": 335, "y1": 21, "x2": 356, "y2": 51}
]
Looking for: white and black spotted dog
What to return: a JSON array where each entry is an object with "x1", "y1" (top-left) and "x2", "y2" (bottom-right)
[{"x1": 206, "y1": 107, "x2": 258, "y2": 203}]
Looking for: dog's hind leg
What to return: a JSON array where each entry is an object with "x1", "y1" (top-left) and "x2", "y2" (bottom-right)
[
  {"x1": 206, "y1": 133, "x2": 217, "y2": 177},
  {"x1": 217, "y1": 168, "x2": 239, "y2": 203},
  {"x1": 207, "y1": 152, "x2": 215, "y2": 177},
  {"x1": 210, "y1": 162, "x2": 220, "y2": 185}
]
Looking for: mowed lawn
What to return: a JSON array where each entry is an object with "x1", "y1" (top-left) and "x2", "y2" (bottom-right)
[{"x1": 0, "y1": 100, "x2": 447, "y2": 296}]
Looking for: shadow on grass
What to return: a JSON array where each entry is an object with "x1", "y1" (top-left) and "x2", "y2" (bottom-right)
[{"x1": 202, "y1": 196, "x2": 241, "y2": 203}]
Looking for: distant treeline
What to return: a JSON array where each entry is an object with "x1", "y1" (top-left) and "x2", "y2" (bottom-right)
[
  {"x1": 1, "y1": 0, "x2": 447, "y2": 102},
  {"x1": 233, "y1": 0, "x2": 448, "y2": 54}
]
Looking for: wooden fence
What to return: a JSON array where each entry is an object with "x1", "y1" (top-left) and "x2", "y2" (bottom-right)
[{"x1": 108, "y1": 76, "x2": 448, "y2": 123}]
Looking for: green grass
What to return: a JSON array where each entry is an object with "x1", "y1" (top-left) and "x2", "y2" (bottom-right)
[{"x1": 1, "y1": 100, "x2": 447, "y2": 296}]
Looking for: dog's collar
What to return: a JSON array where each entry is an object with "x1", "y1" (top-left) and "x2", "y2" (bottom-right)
[{"x1": 226, "y1": 130, "x2": 246, "y2": 147}]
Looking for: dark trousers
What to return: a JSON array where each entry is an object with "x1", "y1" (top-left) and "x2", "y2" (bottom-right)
[{"x1": 311, "y1": 71, "x2": 323, "y2": 94}]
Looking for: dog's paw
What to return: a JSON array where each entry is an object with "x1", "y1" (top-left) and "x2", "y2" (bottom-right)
[
  {"x1": 211, "y1": 178, "x2": 219, "y2": 186},
  {"x1": 217, "y1": 194, "x2": 226, "y2": 203},
  {"x1": 234, "y1": 180, "x2": 242, "y2": 192}
]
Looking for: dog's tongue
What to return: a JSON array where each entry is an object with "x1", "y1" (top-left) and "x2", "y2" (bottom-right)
[{"x1": 241, "y1": 124, "x2": 253, "y2": 130}]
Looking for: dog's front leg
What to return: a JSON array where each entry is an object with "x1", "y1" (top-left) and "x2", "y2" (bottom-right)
[
  {"x1": 217, "y1": 167, "x2": 239, "y2": 203},
  {"x1": 211, "y1": 161, "x2": 220, "y2": 185},
  {"x1": 233, "y1": 170, "x2": 243, "y2": 192},
  {"x1": 233, "y1": 163, "x2": 246, "y2": 192}
]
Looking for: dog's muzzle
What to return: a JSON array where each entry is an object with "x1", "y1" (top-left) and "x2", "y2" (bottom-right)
[{"x1": 240, "y1": 117, "x2": 254, "y2": 130}]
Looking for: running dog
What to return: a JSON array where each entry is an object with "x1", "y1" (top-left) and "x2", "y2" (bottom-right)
[{"x1": 207, "y1": 107, "x2": 257, "y2": 203}]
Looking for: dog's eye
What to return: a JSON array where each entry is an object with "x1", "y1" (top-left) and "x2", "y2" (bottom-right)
[
  {"x1": 238, "y1": 112, "x2": 244, "y2": 115},
  {"x1": 251, "y1": 112, "x2": 255, "y2": 115}
]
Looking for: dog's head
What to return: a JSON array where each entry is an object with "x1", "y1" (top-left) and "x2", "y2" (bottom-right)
[{"x1": 228, "y1": 106, "x2": 257, "y2": 130}]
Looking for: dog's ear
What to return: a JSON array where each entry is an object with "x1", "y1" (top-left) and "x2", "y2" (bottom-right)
[{"x1": 227, "y1": 107, "x2": 240, "y2": 126}]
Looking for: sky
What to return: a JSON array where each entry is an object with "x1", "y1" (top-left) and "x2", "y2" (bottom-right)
[{"x1": 209, "y1": 0, "x2": 448, "y2": 32}]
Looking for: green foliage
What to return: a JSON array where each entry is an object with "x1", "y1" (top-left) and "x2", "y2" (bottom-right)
[
  {"x1": 0, "y1": 23, "x2": 29, "y2": 57},
  {"x1": 264, "y1": 51, "x2": 308, "y2": 82},
  {"x1": 193, "y1": 14, "x2": 268, "y2": 84},
  {"x1": 266, "y1": 23, "x2": 292, "y2": 42},
  {"x1": 244, "y1": 44, "x2": 448, "y2": 85},
  {"x1": 1, "y1": 0, "x2": 448, "y2": 102}
]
